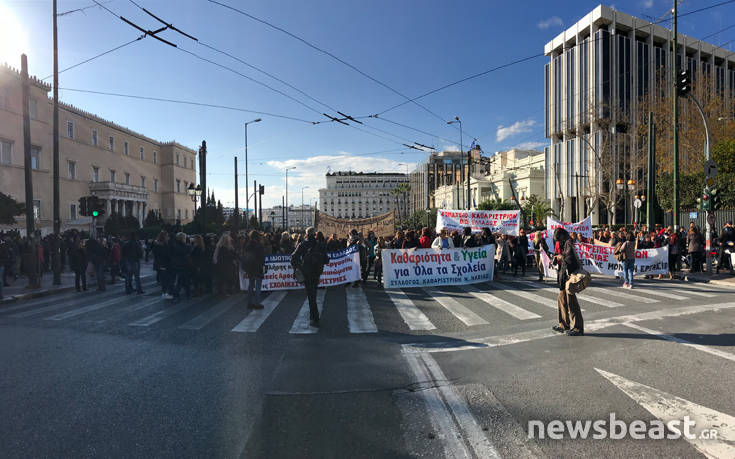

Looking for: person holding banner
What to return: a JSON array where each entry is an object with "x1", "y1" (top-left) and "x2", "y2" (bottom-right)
[
  {"x1": 552, "y1": 228, "x2": 584, "y2": 336},
  {"x1": 292, "y1": 227, "x2": 330, "y2": 327},
  {"x1": 431, "y1": 229, "x2": 454, "y2": 249},
  {"x1": 533, "y1": 230, "x2": 549, "y2": 281}
]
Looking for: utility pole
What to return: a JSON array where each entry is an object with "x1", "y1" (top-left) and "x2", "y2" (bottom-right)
[
  {"x1": 258, "y1": 184, "x2": 263, "y2": 226},
  {"x1": 52, "y1": 0, "x2": 61, "y2": 285},
  {"x1": 22, "y1": 54, "x2": 40, "y2": 289},
  {"x1": 199, "y1": 141, "x2": 207, "y2": 235},
  {"x1": 282, "y1": 195, "x2": 285, "y2": 232},
  {"x1": 646, "y1": 112, "x2": 656, "y2": 228},
  {"x1": 672, "y1": 0, "x2": 680, "y2": 231},
  {"x1": 234, "y1": 156, "x2": 239, "y2": 232},
  {"x1": 253, "y1": 180, "x2": 257, "y2": 229}
]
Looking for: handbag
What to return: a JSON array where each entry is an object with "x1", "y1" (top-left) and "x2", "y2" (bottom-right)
[{"x1": 566, "y1": 245, "x2": 591, "y2": 294}]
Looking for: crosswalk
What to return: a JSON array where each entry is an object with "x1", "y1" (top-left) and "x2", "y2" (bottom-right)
[{"x1": 2, "y1": 276, "x2": 733, "y2": 336}]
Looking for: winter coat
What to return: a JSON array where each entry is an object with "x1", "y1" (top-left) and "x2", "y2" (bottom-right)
[
  {"x1": 70, "y1": 247, "x2": 87, "y2": 273},
  {"x1": 242, "y1": 240, "x2": 265, "y2": 278},
  {"x1": 687, "y1": 231, "x2": 704, "y2": 253}
]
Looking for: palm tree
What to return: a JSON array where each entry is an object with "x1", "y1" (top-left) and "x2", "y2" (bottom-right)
[{"x1": 390, "y1": 186, "x2": 402, "y2": 223}]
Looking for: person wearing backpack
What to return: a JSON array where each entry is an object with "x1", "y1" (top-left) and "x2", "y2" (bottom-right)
[
  {"x1": 292, "y1": 227, "x2": 330, "y2": 327},
  {"x1": 242, "y1": 231, "x2": 266, "y2": 310},
  {"x1": 615, "y1": 233, "x2": 637, "y2": 288},
  {"x1": 552, "y1": 228, "x2": 584, "y2": 336}
]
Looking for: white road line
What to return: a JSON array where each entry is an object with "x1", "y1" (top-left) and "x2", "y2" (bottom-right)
[
  {"x1": 179, "y1": 296, "x2": 239, "y2": 330},
  {"x1": 128, "y1": 298, "x2": 197, "y2": 326},
  {"x1": 461, "y1": 285, "x2": 541, "y2": 320},
  {"x1": 586, "y1": 286, "x2": 659, "y2": 304},
  {"x1": 623, "y1": 322, "x2": 735, "y2": 363},
  {"x1": 346, "y1": 286, "x2": 378, "y2": 333},
  {"x1": 386, "y1": 289, "x2": 436, "y2": 331},
  {"x1": 628, "y1": 286, "x2": 688, "y2": 300},
  {"x1": 231, "y1": 291, "x2": 288, "y2": 333},
  {"x1": 513, "y1": 279, "x2": 622, "y2": 308},
  {"x1": 596, "y1": 368, "x2": 735, "y2": 458},
  {"x1": 428, "y1": 288, "x2": 489, "y2": 326},
  {"x1": 103, "y1": 297, "x2": 165, "y2": 320},
  {"x1": 491, "y1": 281, "x2": 557, "y2": 309},
  {"x1": 289, "y1": 289, "x2": 327, "y2": 334},
  {"x1": 668, "y1": 288, "x2": 716, "y2": 298},
  {"x1": 45, "y1": 296, "x2": 139, "y2": 321}
]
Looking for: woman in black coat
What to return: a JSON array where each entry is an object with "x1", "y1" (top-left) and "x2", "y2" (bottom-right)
[
  {"x1": 552, "y1": 228, "x2": 584, "y2": 336},
  {"x1": 70, "y1": 238, "x2": 88, "y2": 292}
]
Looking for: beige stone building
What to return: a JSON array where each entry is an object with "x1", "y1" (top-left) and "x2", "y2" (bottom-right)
[{"x1": 0, "y1": 64, "x2": 197, "y2": 235}]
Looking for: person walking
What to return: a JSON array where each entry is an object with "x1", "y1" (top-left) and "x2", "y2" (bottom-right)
[
  {"x1": 402, "y1": 230, "x2": 420, "y2": 249},
  {"x1": 190, "y1": 235, "x2": 207, "y2": 296},
  {"x1": 242, "y1": 231, "x2": 266, "y2": 309},
  {"x1": 667, "y1": 227, "x2": 680, "y2": 279},
  {"x1": 121, "y1": 232, "x2": 144, "y2": 295},
  {"x1": 0, "y1": 237, "x2": 9, "y2": 300},
  {"x1": 615, "y1": 233, "x2": 637, "y2": 288},
  {"x1": 348, "y1": 230, "x2": 367, "y2": 285},
  {"x1": 374, "y1": 237, "x2": 386, "y2": 286},
  {"x1": 109, "y1": 238, "x2": 121, "y2": 285},
  {"x1": 213, "y1": 233, "x2": 238, "y2": 295},
  {"x1": 533, "y1": 230, "x2": 549, "y2": 281},
  {"x1": 513, "y1": 228, "x2": 529, "y2": 276},
  {"x1": 292, "y1": 227, "x2": 329, "y2": 327},
  {"x1": 152, "y1": 231, "x2": 173, "y2": 299},
  {"x1": 552, "y1": 228, "x2": 584, "y2": 336},
  {"x1": 496, "y1": 234, "x2": 511, "y2": 274}
]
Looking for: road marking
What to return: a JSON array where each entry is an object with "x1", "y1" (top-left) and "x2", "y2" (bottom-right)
[
  {"x1": 179, "y1": 296, "x2": 239, "y2": 330},
  {"x1": 513, "y1": 279, "x2": 621, "y2": 308},
  {"x1": 104, "y1": 297, "x2": 165, "y2": 320},
  {"x1": 128, "y1": 298, "x2": 199, "y2": 326},
  {"x1": 386, "y1": 289, "x2": 436, "y2": 330},
  {"x1": 461, "y1": 285, "x2": 541, "y2": 320},
  {"x1": 231, "y1": 291, "x2": 288, "y2": 333},
  {"x1": 668, "y1": 288, "x2": 716, "y2": 298},
  {"x1": 587, "y1": 286, "x2": 659, "y2": 304},
  {"x1": 428, "y1": 288, "x2": 489, "y2": 326},
  {"x1": 623, "y1": 322, "x2": 735, "y2": 363},
  {"x1": 289, "y1": 289, "x2": 327, "y2": 334},
  {"x1": 404, "y1": 301, "x2": 735, "y2": 353},
  {"x1": 627, "y1": 286, "x2": 688, "y2": 300},
  {"x1": 346, "y1": 286, "x2": 378, "y2": 333},
  {"x1": 596, "y1": 368, "x2": 735, "y2": 458},
  {"x1": 491, "y1": 280, "x2": 557, "y2": 309},
  {"x1": 45, "y1": 296, "x2": 139, "y2": 321}
]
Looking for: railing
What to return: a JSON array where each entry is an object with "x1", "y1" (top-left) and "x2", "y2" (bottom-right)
[{"x1": 89, "y1": 181, "x2": 148, "y2": 196}]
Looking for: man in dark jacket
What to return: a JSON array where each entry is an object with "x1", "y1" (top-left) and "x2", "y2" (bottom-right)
[
  {"x1": 242, "y1": 231, "x2": 266, "y2": 309},
  {"x1": 717, "y1": 221, "x2": 735, "y2": 274},
  {"x1": 462, "y1": 227, "x2": 478, "y2": 248},
  {"x1": 170, "y1": 232, "x2": 192, "y2": 300},
  {"x1": 152, "y1": 232, "x2": 172, "y2": 298},
  {"x1": 85, "y1": 237, "x2": 107, "y2": 291},
  {"x1": 552, "y1": 228, "x2": 584, "y2": 336},
  {"x1": 292, "y1": 227, "x2": 330, "y2": 327},
  {"x1": 513, "y1": 228, "x2": 529, "y2": 276},
  {"x1": 121, "y1": 232, "x2": 144, "y2": 294}
]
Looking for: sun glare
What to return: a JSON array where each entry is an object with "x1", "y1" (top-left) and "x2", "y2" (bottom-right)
[{"x1": 0, "y1": 3, "x2": 29, "y2": 67}]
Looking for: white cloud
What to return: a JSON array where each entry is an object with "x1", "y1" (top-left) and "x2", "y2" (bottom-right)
[
  {"x1": 537, "y1": 16, "x2": 563, "y2": 30},
  {"x1": 514, "y1": 141, "x2": 548, "y2": 151},
  {"x1": 641, "y1": 0, "x2": 654, "y2": 8},
  {"x1": 496, "y1": 119, "x2": 536, "y2": 142},
  {"x1": 442, "y1": 145, "x2": 460, "y2": 152}
]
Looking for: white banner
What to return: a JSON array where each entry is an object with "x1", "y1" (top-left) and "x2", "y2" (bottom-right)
[
  {"x1": 240, "y1": 245, "x2": 361, "y2": 291},
  {"x1": 528, "y1": 215, "x2": 593, "y2": 254},
  {"x1": 435, "y1": 209, "x2": 520, "y2": 235},
  {"x1": 382, "y1": 245, "x2": 495, "y2": 289},
  {"x1": 540, "y1": 243, "x2": 669, "y2": 278}
]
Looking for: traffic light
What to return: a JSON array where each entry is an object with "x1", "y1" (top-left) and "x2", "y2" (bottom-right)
[
  {"x1": 676, "y1": 70, "x2": 691, "y2": 97},
  {"x1": 259, "y1": 184, "x2": 265, "y2": 195},
  {"x1": 79, "y1": 196, "x2": 88, "y2": 216},
  {"x1": 701, "y1": 189, "x2": 711, "y2": 211},
  {"x1": 89, "y1": 197, "x2": 106, "y2": 218},
  {"x1": 711, "y1": 188, "x2": 721, "y2": 211}
]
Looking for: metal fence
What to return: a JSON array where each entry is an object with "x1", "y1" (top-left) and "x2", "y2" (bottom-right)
[{"x1": 663, "y1": 210, "x2": 735, "y2": 230}]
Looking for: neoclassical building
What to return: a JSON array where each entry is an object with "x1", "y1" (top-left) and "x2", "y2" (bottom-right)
[{"x1": 0, "y1": 63, "x2": 198, "y2": 235}]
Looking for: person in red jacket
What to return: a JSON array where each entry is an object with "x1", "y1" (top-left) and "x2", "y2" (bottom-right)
[{"x1": 418, "y1": 227, "x2": 433, "y2": 248}]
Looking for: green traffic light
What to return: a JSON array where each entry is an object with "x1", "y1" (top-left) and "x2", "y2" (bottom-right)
[{"x1": 92, "y1": 210, "x2": 99, "y2": 217}]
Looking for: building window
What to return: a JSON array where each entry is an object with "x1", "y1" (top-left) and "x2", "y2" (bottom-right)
[
  {"x1": 177, "y1": 209, "x2": 181, "y2": 220},
  {"x1": 92, "y1": 129, "x2": 98, "y2": 146},
  {"x1": 140, "y1": 147, "x2": 144, "y2": 160},
  {"x1": 176, "y1": 179, "x2": 181, "y2": 193},
  {"x1": 141, "y1": 176, "x2": 146, "y2": 188},
  {"x1": 184, "y1": 181, "x2": 188, "y2": 191},
  {"x1": 33, "y1": 200, "x2": 41, "y2": 220},
  {"x1": 67, "y1": 121, "x2": 74, "y2": 139},
  {"x1": 124, "y1": 172, "x2": 130, "y2": 185},
  {"x1": 0, "y1": 139, "x2": 10, "y2": 164},
  {"x1": 67, "y1": 160, "x2": 76, "y2": 179},
  {"x1": 124, "y1": 141, "x2": 129, "y2": 156},
  {"x1": 109, "y1": 136, "x2": 114, "y2": 151},
  {"x1": 185, "y1": 209, "x2": 189, "y2": 219},
  {"x1": 70, "y1": 204, "x2": 77, "y2": 220},
  {"x1": 176, "y1": 153, "x2": 179, "y2": 166},
  {"x1": 110, "y1": 169, "x2": 116, "y2": 183},
  {"x1": 92, "y1": 166, "x2": 99, "y2": 182},
  {"x1": 31, "y1": 146, "x2": 40, "y2": 170},
  {"x1": 29, "y1": 99, "x2": 37, "y2": 120},
  {"x1": 154, "y1": 179, "x2": 158, "y2": 192},
  {"x1": 153, "y1": 151, "x2": 157, "y2": 164},
  {"x1": 183, "y1": 157, "x2": 187, "y2": 168}
]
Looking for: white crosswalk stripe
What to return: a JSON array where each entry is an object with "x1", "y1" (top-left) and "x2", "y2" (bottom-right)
[
  {"x1": 127, "y1": 298, "x2": 196, "y2": 326},
  {"x1": 512, "y1": 279, "x2": 622, "y2": 308},
  {"x1": 490, "y1": 281, "x2": 557, "y2": 310},
  {"x1": 385, "y1": 289, "x2": 436, "y2": 330},
  {"x1": 628, "y1": 286, "x2": 688, "y2": 300},
  {"x1": 461, "y1": 285, "x2": 542, "y2": 320},
  {"x1": 426, "y1": 288, "x2": 489, "y2": 326},
  {"x1": 586, "y1": 286, "x2": 659, "y2": 304},
  {"x1": 46, "y1": 295, "x2": 143, "y2": 321},
  {"x1": 668, "y1": 288, "x2": 716, "y2": 298},
  {"x1": 231, "y1": 291, "x2": 288, "y2": 333},
  {"x1": 346, "y1": 286, "x2": 378, "y2": 333},
  {"x1": 178, "y1": 296, "x2": 240, "y2": 330},
  {"x1": 290, "y1": 289, "x2": 327, "y2": 334}
]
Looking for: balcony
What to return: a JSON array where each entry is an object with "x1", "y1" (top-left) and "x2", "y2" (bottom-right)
[{"x1": 88, "y1": 181, "x2": 148, "y2": 200}]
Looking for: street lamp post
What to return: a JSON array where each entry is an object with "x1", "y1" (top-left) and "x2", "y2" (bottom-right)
[
  {"x1": 446, "y1": 116, "x2": 467, "y2": 209},
  {"x1": 285, "y1": 166, "x2": 296, "y2": 231},
  {"x1": 187, "y1": 183, "x2": 202, "y2": 233},
  {"x1": 301, "y1": 186, "x2": 309, "y2": 230},
  {"x1": 244, "y1": 118, "x2": 262, "y2": 231},
  {"x1": 617, "y1": 178, "x2": 636, "y2": 227}
]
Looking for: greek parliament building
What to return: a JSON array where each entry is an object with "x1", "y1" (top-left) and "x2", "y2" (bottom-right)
[
  {"x1": 544, "y1": 5, "x2": 735, "y2": 224},
  {"x1": 0, "y1": 64, "x2": 197, "y2": 235},
  {"x1": 318, "y1": 171, "x2": 408, "y2": 219}
]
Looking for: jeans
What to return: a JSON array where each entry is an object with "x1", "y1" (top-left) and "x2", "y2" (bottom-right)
[
  {"x1": 623, "y1": 259, "x2": 635, "y2": 286},
  {"x1": 246, "y1": 277, "x2": 262, "y2": 305},
  {"x1": 124, "y1": 260, "x2": 143, "y2": 293}
]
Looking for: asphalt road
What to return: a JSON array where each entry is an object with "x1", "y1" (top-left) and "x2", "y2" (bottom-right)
[{"x1": 1, "y1": 273, "x2": 734, "y2": 458}]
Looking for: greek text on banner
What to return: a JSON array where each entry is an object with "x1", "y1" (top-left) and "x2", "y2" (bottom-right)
[
  {"x1": 435, "y1": 209, "x2": 520, "y2": 235},
  {"x1": 382, "y1": 244, "x2": 495, "y2": 288}
]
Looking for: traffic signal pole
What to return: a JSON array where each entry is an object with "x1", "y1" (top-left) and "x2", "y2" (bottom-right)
[
  {"x1": 672, "y1": 0, "x2": 680, "y2": 233},
  {"x1": 688, "y1": 93, "x2": 713, "y2": 274},
  {"x1": 52, "y1": 0, "x2": 61, "y2": 285}
]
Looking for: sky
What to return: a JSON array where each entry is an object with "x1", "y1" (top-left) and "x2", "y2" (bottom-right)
[{"x1": 2, "y1": 0, "x2": 734, "y2": 210}]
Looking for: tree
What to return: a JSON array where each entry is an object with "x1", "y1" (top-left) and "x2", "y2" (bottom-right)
[
  {"x1": 144, "y1": 209, "x2": 163, "y2": 227},
  {"x1": 104, "y1": 212, "x2": 140, "y2": 236},
  {"x1": 522, "y1": 194, "x2": 555, "y2": 227},
  {"x1": 0, "y1": 192, "x2": 24, "y2": 224},
  {"x1": 711, "y1": 138, "x2": 735, "y2": 175},
  {"x1": 477, "y1": 199, "x2": 517, "y2": 210}
]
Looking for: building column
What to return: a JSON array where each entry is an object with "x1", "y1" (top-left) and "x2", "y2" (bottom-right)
[{"x1": 106, "y1": 199, "x2": 112, "y2": 216}]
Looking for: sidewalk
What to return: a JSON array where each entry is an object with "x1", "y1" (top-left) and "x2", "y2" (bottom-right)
[
  {"x1": 683, "y1": 270, "x2": 735, "y2": 287},
  {"x1": 1, "y1": 261, "x2": 156, "y2": 305}
]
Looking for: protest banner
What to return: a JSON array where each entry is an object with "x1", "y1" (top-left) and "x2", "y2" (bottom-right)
[
  {"x1": 435, "y1": 209, "x2": 520, "y2": 235},
  {"x1": 382, "y1": 244, "x2": 495, "y2": 288},
  {"x1": 240, "y1": 245, "x2": 361, "y2": 291},
  {"x1": 539, "y1": 243, "x2": 669, "y2": 278},
  {"x1": 527, "y1": 215, "x2": 593, "y2": 253},
  {"x1": 315, "y1": 210, "x2": 395, "y2": 238}
]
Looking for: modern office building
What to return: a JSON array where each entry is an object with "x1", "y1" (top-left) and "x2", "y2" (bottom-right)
[
  {"x1": 544, "y1": 5, "x2": 735, "y2": 223},
  {"x1": 408, "y1": 147, "x2": 482, "y2": 214},
  {"x1": 0, "y1": 64, "x2": 198, "y2": 235},
  {"x1": 318, "y1": 171, "x2": 407, "y2": 219}
]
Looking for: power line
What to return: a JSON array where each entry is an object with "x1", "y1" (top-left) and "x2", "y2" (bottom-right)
[
  {"x1": 57, "y1": 0, "x2": 114, "y2": 17},
  {"x1": 41, "y1": 37, "x2": 143, "y2": 81}
]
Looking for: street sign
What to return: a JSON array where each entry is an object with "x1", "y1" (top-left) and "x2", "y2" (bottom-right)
[
  {"x1": 707, "y1": 212, "x2": 716, "y2": 226},
  {"x1": 704, "y1": 159, "x2": 718, "y2": 178},
  {"x1": 633, "y1": 199, "x2": 642, "y2": 209},
  {"x1": 689, "y1": 212, "x2": 698, "y2": 219},
  {"x1": 705, "y1": 176, "x2": 717, "y2": 188}
]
